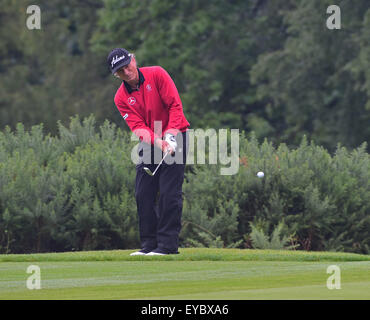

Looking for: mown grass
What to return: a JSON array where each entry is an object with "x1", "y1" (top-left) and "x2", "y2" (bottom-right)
[
  {"x1": 0, "y1": 248, "x2": 368, "y2": 299},
  {"x1": 1, "y1": 248, "x2": 369, "y2": 262}
]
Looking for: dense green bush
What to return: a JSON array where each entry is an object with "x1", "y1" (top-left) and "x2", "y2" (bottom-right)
[
  {"x1": 0, "y1": 115, "x2": 138, "y2": 253},
  {"x1": 181, "y1": 134, "x2": 370, "y2": 254},
  {"x1": 0, "y1": 116, "x2": 369, "y2": 254}
]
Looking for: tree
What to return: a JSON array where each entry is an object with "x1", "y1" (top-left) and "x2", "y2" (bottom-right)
[{"x1": 251, "y1": 0, "x2": 370, "y2": 151}]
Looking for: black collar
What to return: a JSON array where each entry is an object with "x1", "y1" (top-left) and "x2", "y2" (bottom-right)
[{"x1": 123, "y1": 68, "x2": 145, "y2": 94}]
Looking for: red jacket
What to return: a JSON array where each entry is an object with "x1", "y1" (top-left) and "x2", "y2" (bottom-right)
[{"x1": 114, "y1": 66, "x2": 190, "y2": 145}]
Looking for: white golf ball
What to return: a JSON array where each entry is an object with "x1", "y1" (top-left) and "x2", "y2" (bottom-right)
[{"x1": 257, "y1": 171, "x2": 264, "y2": 178}]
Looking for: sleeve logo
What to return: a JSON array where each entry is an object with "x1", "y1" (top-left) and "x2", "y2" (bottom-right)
[{"x1": 123, "y1": 113, "x2": 129, "y2": 120}]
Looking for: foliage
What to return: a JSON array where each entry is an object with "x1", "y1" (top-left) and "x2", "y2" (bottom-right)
[
  {"x1": 2, "y1": 116, "x2": 369, "y2": 254},
  {"x1": 1, "y1": 1, "x2": 370, "y2": 254},
  {"x1": 1, "y1": 1, "x2": 370, "y2": 153},
  {"x1": 247, "y1": 220, "x2": 299, "y2": 250},
  {"x1": 0, "y1": 116, "x2": 370, "y2": 253},
  {"x1": 0, "y1": 115, "x2": 139, "y2": 253}
]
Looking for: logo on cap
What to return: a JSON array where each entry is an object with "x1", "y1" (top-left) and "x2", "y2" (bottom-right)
[{"x1": 111, "y1": 55, "x2": 126, "y2": 68}]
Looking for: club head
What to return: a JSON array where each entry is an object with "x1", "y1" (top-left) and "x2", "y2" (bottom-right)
[{"x1": 143, "y1": 167, "x2": 154, "y2": 176}]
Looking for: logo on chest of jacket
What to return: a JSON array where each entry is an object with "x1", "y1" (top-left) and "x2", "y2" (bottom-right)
[
  {"x1": 146, "y1": 84, "x2": 152, "y2": 91},
  {"x1": 128, "y1": 97, "x2": 136, "y2": 105}
]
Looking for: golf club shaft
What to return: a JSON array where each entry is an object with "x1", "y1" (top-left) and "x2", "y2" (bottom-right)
[{"x1": 152, "y1": 150, "x2": 170, "y2": 175}]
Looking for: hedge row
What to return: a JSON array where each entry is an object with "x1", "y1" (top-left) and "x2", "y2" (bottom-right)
[{"x1": 0, "y1": 115, "x2": 369, "y2": 254}]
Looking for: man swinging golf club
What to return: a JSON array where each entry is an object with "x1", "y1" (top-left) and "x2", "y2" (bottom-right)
[{"x1": 107, "y1": 48, "x2": 190, "y2": 255}]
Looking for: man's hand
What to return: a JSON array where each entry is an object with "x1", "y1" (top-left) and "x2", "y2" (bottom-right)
[
  {"x1": 164, "y1": 133, "x2": 177, "y2": 154},
  {"x1": 155, "y1": 138, "x2": 175, "y2": 155}
]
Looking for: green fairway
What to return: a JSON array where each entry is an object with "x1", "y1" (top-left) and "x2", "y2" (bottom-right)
[{"x1": 0, "y1": 248, "x2": 369, "y2": 300}]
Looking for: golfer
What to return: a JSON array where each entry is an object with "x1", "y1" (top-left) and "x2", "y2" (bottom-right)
[{"x1": 107, "y1": 48, "x2": 190, "y2": 255}]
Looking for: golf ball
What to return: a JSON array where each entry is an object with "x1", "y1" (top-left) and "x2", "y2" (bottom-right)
[{"x1": 257, "y1": 171, "x2": 264, "y2": 178}]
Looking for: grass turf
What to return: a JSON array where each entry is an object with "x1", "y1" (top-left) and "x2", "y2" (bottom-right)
[{"x1": 0, "y1": 248, "x2": 369, "y2": 299}]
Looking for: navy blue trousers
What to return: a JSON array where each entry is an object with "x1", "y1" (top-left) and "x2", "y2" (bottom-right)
[{"x1": 135, "y1": 131, "x2": 188, "y2": 253}]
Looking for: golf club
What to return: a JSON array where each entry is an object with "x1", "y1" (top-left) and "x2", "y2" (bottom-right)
[{"x1": 143, "y1": 150, "x2": 170, "y2": 176}]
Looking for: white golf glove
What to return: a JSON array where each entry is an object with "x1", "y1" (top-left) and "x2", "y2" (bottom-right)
[{"x1": 164, "y1": 133, "x2": 177, "y2": 153}]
